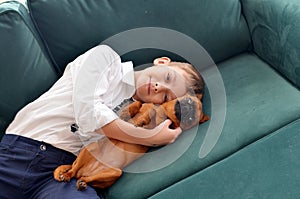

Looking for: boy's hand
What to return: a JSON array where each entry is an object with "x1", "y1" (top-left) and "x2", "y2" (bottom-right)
[
  {"x1": 148, "y1": 119, "x2": 183, "y2": 146},
  {"x1": 100, "y1": 118, "x2": 182, "y2": 147}
]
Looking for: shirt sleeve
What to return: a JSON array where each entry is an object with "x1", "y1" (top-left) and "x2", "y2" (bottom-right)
[{"x1": 70, "y1": 45, "x2": 121, "y2": 134}]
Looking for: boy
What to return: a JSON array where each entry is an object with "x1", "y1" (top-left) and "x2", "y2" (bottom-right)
[{"x1": 0, "y1": 45, "x2": 204, "y2": 198}]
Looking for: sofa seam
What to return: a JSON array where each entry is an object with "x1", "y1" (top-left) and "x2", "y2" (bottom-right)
[
  {"x1": 239, "y1": 0, "x2": 254, "y2": 52},
  {"x1": 26, "y1": 0, "x2": 62, "y2": 75}
]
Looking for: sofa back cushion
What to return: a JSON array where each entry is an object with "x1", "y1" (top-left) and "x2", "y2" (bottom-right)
[
  {"x1": 28, "y1": 0, "x2": 251, "y2": 73},
  {"x1": 242, "y1": 0, "x2": 300, "y2": 88},
  {"x1": 0, "y1": 2, "x2": 57, "y2": 138}
]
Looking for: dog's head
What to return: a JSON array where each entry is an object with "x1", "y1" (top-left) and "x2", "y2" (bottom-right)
[
  {"x1": 161, "y1": 94, "x2": 209, "y2": 130},
  {"x1": 119, "y1": 94, "x2": 209, "y2": 130}
]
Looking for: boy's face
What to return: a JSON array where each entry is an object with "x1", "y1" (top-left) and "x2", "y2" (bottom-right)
[{"x1": 134, "y1": 65, "x2": 187, "y2": 104}]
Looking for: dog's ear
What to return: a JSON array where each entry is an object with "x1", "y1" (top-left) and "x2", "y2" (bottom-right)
[
  {"x1": 199, "y1": 114, "x2": 210, "y2": 123},
  {"x1": 196, "y1": 93, "x2": 203, "y2": 101},
  {"x1": 146, "y1": 108, "x2": 157, "y2": 128},
  {"x1": 140, "y1": 107, "x2": 157, "y2": 129},
  {"x1": 196, "y1": 96, "x2": 209, "y2": 124}
]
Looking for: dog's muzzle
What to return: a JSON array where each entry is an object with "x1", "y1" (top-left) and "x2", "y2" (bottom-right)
[{"x1": 175, "y1": 97, "x2": 197, "y2": 126}]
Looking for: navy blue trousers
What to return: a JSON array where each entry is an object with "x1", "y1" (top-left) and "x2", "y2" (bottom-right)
[{"x1": 0, "y1": 134, "x2": 102, "y2": 199}]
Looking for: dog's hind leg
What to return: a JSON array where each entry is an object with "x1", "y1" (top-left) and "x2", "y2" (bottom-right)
[
  {"x1": 76, "y1": 167, "x2": 122, "y2": 190},
  {"x1": 76, "y1": 178, "x2": 88, "y2": 191},
  {"x1": 53, "y1": 165, "x2": 73, "y2": 182}
]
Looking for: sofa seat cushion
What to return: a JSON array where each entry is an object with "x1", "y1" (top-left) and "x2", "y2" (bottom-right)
[
  {"x1": 105, "y1": 53, "x2": 300, "y2": 199},
  {"x1": 0, "y1": 2, "x2": 57, "y2": 139},
  {"x1": 149, "y1": 118, "x2": 300, "y2": 199}
]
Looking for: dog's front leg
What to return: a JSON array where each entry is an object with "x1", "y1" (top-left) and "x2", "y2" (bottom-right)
[{"x1": 119, "y1": 101, "x2": 142, "y2": 121}]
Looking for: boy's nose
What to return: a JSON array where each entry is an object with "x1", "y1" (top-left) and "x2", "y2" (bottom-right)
[{"x1": 154, "y1": 82, "x2": 166, "y2": 93}]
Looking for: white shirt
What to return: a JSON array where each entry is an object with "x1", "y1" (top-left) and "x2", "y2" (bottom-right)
[{"x1": 6, "y1": 45, "x2": 135, "y2": 155}]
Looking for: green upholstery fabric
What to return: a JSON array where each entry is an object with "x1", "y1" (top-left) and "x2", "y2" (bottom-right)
[
  {"x1": 27, "y1": 0, "x2": 251, "y2": 74},
  {"x1": 105, "y1": 53, "x2": 300, "y2": 199},
  {"x1": 0, "y1": 1, "x2": 57, "y2": 139},
  {"x1": 150, "y1": 119, "x2": 300, "y2": 199},
  {"x1": 242, "y1": 0, "x2": 300, "y2": 88}
]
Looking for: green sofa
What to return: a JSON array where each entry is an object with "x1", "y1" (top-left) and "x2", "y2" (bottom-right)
[{"x1": 1, "y1": 0, "x2": 300, "y2": 198}]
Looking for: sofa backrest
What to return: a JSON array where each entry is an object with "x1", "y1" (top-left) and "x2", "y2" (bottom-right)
[
  {"x1": 0, "y1": 1, "x2": 57, "y2": 138},
  {"x1": 27, "y1": 0, "x2": 251, "y2": 74}
]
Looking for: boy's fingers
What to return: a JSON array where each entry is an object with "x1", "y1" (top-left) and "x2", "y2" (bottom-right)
[
  {"x1": 164, "y1": 119, "x2": 172, "y2": 126},
  {"x1": 176, "y1": 127, "x2": 183, "y2": 135},
  {"x1": 169, "y1": 127, "x2": 182, "y2": 144}
]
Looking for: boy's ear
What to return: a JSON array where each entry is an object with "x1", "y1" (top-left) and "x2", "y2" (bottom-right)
[{"x1": 153, "y1": 57, "x2": 171, "y2": 66}]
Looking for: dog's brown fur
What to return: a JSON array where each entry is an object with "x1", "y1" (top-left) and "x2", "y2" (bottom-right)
[{"x1": 53, "y1": 94, "x2": 209, "y2": 190}]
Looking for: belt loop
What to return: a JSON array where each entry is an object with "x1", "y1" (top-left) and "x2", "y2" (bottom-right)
[
  {"x1": 11, "y1": 134, "x2": 20, "y2": 144},
  {"x1": 4, "y1": 134, "x2": 20, "y2": 147}
]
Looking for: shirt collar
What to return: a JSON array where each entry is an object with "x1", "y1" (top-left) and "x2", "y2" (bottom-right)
[{"x1": 121, "y1": 61, "x2": 135, "y2": 86}]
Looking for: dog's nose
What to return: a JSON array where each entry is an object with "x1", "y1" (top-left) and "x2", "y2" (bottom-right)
[
  {"x1": 181, "y1": 97, "x2": 196, "y2": 114},
  {"x1": 175, "y1": 97, "x2": 197, "y2": 124},
  {"x1": 182, "y1": 97, "x2": 193, "y2": 105}
]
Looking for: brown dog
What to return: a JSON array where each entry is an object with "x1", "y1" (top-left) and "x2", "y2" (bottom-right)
[{"x1": 53, "y1": 94, "x2": 209, "y2": 190}]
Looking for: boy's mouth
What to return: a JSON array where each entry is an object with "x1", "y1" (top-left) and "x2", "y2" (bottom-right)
[{"x1": 148, "y1": 77, "x2": 151, "y2": 95}]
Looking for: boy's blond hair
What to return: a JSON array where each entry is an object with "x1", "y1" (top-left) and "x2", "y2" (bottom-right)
[{"x1": 168, "y1": 62, "x2": 204, "y2": 99}]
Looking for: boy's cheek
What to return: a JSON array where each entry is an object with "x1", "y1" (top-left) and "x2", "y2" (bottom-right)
[{"x1": 134, "y1": 88, "x2": 147, "y2": 102}]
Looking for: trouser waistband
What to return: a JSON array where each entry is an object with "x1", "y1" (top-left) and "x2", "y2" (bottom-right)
[{"x1": 1, "y1": 134, "x2": 76, "y2": 163}]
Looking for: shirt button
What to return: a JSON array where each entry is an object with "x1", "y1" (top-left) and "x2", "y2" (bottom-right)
[{"x1": 40, "y1": 144, "x2": 47, "y2": 151}]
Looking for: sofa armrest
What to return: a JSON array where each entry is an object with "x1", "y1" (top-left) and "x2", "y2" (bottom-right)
[
  {"x1": 0, "y1": 1, "x2": 57, "y2": 139},
  {"x1": 242, "y1": 0, "x2": 300, "y2": 88}
]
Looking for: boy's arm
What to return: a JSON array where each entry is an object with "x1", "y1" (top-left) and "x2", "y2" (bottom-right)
[
  {"x1": 96, "y1": 118, "x2": 182, "y2": 146},
  {"x1": 71, "y1": 45, "x2": 120, "y2": 133}
]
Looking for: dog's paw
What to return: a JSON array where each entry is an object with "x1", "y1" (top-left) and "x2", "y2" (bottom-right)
[
  {"x1": 58, "y1": 172, "x2": 69, "y2": 182},
  {"x1": 54, "y1": 170, "x2": 71, "y2": 182},
  {"x1": 53, "y1": 165, "x2": 73, "y2": 182},
  {"x1": 77, "y1": 179, "x2": 87, "y2": 191},
  {"x1": 58, "y1": 172, "x2": 65, "y2": 181}
]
